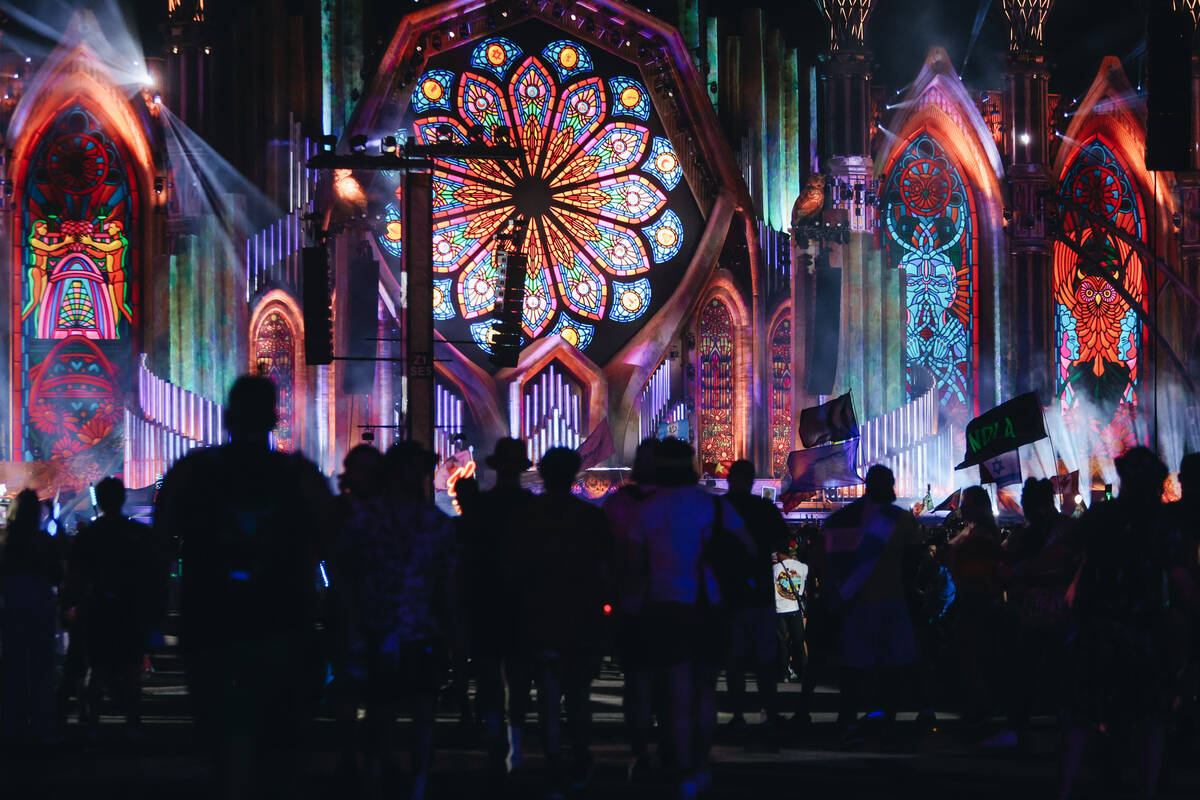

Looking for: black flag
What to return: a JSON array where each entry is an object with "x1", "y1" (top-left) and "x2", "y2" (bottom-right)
[
  {"x1": 798, "y1": 392, "x2": 859, "y2": 448},
  {"x1": 955, "y1": 392, "x2": 1046, "y2": 470}
]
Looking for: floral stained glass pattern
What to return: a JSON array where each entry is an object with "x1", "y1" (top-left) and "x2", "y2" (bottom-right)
[
  {"x1": 400, "y1": 34, "x2": 689, "y2": 361},
  {"x1": 699, "y1": 298, "x2": 734, "y2": 470},
  {"x1": 1054, "y1": 136, "x2": 1146, "y2": 436},
  {"x1": 882, "y1": 133, "x2": 978, "y2": 424},
  {"x1": 770, "y1": 316, "x2": 793, "y2": 479}
]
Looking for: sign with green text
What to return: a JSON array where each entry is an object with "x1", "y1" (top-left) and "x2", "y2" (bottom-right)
[{"x1": 955, "y1": 392, "x2": 1046, "y2": 470}]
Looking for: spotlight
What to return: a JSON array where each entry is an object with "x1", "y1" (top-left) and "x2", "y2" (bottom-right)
[
  {"x1": 448, "y1": 29, "x2": 456, "y2": 39},
  {"x1": 154, "y1": 176, "x2": 165, "y2": 195},
  {"x1": 153, "y1": 93, "x2": 162, "y2": 105},
  {"x1": 1019, "y1": 132, "x2": 1031, "y2": 146},
  {"x1": 319, "y1": 134, "x2": 338, "y2": 152},
  {"x1": 381, "y1": 135, "x2": 397, "y2": 153},
  {"x1": 350, "y1": 134, "x2": 368, "y2": 152}
]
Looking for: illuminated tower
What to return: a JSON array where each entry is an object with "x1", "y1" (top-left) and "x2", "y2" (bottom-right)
[{"x1": 1001, "y1": 0, "x2": 1054, "y2": 398}]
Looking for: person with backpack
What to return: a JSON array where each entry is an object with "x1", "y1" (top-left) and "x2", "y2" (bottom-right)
[
  {"x1": 722, "y1": 460, "x2": 787, "y2": 743},
  {"x1": 68, "y1": 477, "x2": 165, "y2": 741},
  {"x1": 628, "y1": 438, "x2": 754, "y2": 800},
  {"x1": 155, "y1": 375, "x2": 332, "y2": 800}
]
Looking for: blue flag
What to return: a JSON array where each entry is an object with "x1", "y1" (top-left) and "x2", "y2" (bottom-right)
[{"x1": 784, "y1": 439, "x2": 863, "y2": 493}]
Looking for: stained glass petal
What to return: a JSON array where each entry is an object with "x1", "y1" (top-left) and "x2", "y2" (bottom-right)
[
  {"x1": 552, "y1": 209, "x2": 648, "y2": 276},
  {"x1": 457, "y1": 247, "x2": 500, "y2": 318},
  {"x1": 470, "y1": 37, "x2": 522, "y2": 79},
  {"x1": 643, "y1": 210, "x2": 684, "y2": 263},
  {"x1": 412, "y1": 70, "x2": 455, "y2": 114},
  {"x1": 609, "y1": 277, "x2": 651, "y2": 322},
  {"x1": 549, "y1": 314, "x2": 595, "y2": 350},
  {"x1": 521, "y1": 234, "x2": 556, "y2": 337},
  {"x1": 432, "y1": 278, "x2": 456, "y2": 320},
  {"x1": 378, "y1": 203, "x2": 403, "y2": 257},
  {"x1": 542, "y1": 40, "x2": 594, "y2": 82},
  {"x1": 508, "y1": 56, "x2": 557, "y2": 177},
  {"x1": 432, "y1": 218, "x2": 490, "y2": 272},
  {"x1": 643, "y1": 136, "x2": 682, "y2": 191},
  {"x1": 551, "y1": 122, "x2": 649, "y2": 187},
  {"x1": 608, "y1": 77, "x2": 651, "y2": 120},
  {"x1": 544, "y1": 77, "x2": 606, "y2": 176},
  {"x1": 552, "y1": 250, "x2": 608, "y2": 320},
  {"x1": 577, "y1": 173, "x2": 666, "y2": 225},
  {"x1": 458, "y1": 73, "x2": 514, "y2": 143}
]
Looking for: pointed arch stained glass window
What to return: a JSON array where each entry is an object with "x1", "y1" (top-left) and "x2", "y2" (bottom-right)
[
  {"x1": 882, "y1": 133, "x2": 978, "y2": 424},
  {"x1": 699, "y1": 297, "x2": 734, "y2": 470},
  {"x1": 1054, "y1": 136, "x2": 1146, "y2": 435},
  {"x1": 770, "y1": 316, "x2": 792, "y2": 479}
]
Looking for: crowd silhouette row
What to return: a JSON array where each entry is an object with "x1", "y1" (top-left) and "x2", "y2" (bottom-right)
[{"x1": 0, "y1": 375, "x2": 1198, "y2": 800}]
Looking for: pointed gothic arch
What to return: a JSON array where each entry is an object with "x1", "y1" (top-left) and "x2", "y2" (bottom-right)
[
  {"x1": 695, "y1": 274, "x2": 749, "y2": 473},
  {"x1": 1051, "y1": 57, "x2": 1176, "y2": 448},
  {"x1": 8, "y1": 40, "x2": 158, "y2": 464},
  {"x1": 249, "y1": 290, "x2": 306, "y2": 453},
  {"x1": 877, "y1": 48, "x2": 1006, "y2": 424}
]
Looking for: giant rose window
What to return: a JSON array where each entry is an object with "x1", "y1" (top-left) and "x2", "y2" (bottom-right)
[{"x1": 382, "y1": 27, "x2": 700, "y2": 368}]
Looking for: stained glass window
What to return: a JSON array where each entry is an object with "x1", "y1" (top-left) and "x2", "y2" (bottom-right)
[
  {"x1": 20, "y1": 103, "x2": 138, "y2": 462},
  {"x1": 254, "y1": 310, "x2": 296, "y2": 453},
  {"x1": 1054, "y1": 135, "x2": 1145, "y2": 434},
  {"x1": 698, "y1": 297, "x2": 734, "y2": 470},
  {"x1": 770, "y1": 316, "x2": 793, "y2": 479},
  {"x1": 882, "y1": 133, "x2": 978, "y2": 424},
  {"x1": 391, "y1": 27, "x2": 697, "y2": 367}
]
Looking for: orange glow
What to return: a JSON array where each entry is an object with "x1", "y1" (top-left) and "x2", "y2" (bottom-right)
[
  {"x1": 334, "y1": 169, "x2": 366, "y2": 207},
  {"x1": 446, "y1": 459, "x2": 477, "y2": 514}
]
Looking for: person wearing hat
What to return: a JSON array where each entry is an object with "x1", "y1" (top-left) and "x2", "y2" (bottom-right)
[
  {"x1": 349, "y1": 439, "x2": 454, "y2": 800},
  {"x1": 459, "y1": 437, "x2": 534, "y2": 775}
]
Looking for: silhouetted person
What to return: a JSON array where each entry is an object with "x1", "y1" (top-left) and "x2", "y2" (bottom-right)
[
  {"x1": 722, "y1": 459, "x2": 786, "y2": 740},
  {"x1": 628, "y1": 438, "x2": 753, "y2": 799},
  {"x1": 326, "y1": 444, "x2": 385, "y2": 779},
  {"x1": 68, "y1": 477, "x2": 163, "y2": 740},
  {"x1": 449, "y1": 474, "x2": 479, "y2": 727},
  {"x1": 459, "y1": 437, "x2": 533, "y2": 774},
  {"x1": 503, "y1": 447, "x2": 612, "y2": 796},
  {"x1": 348, "y1": 441, "x2": 455, "y2": 800},
  {"x1": 602, "y1": 438, "x2": 658, "y2": 779},
  {"x1": 1059, "y1": 447, "x2": 1174, "y2": 800},
  {"x1": 0, "y1": 489, "x2": 61, "y2": 744},
  {"x1": 156, "y1": 375, "x2": 332, "y2": 800},
  {"x1": 823, "y1": 465, "x2": 922, "y2": 745}
]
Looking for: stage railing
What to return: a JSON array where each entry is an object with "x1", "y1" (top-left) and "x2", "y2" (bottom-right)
[{"x1": 124, "y1": 356, "x2": 224, "y2": 489}]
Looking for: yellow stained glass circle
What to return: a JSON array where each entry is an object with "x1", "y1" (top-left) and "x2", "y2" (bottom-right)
[
  {"x1": 655, "y1": 226, "x2": 678, "y2": 248},
  {"x1": 487, "y1": 43, "x2": 507, "y2": 66},
  {"x1": 561, "y1": 327, "x2": 579, "y2": 347},
  {"x1": 655, "y1": 152, "x2": 677, "y2": 173},
  {"x1": 559, "y1": 48, "x2": 578, "y2": 70},
  {"x1": 422, "y1": 79, "x2": 444, "y2": 102},
  {"x1": 620, "y1": 289, "x2": 642, "y2": 312},
  {"x1": 620, "y1": 86, "x2": 641, "y2": 108}
]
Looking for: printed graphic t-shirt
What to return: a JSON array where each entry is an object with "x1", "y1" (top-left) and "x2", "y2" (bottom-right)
[{"x1": 773, "y1": 558, "x2": 809, "y2": 614}]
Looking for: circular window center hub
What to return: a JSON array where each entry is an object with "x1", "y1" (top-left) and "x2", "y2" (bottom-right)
[{"x1": 513, "y1": 177, "x2": 552, "y2": 217}]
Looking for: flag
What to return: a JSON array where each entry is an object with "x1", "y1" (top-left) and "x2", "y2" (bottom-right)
[
  {"x1": 979, "y1": 449, "x2": 1022, "y2": 487},
  {"x1": 934, "y1": 488, "x2": 962, "y2": 512},
  {"x1": 798, "y1": 392, "x2": 860, "y2": 448},
  {"x1": 956, "y1": 392, "x2": 1047, "y2": 469},
  {"x1": 783, "y1": 439, "x2": 862, "y2": 493},
  {"x1": 578, "y1": 419, "x2": 614, "y2": 469}
]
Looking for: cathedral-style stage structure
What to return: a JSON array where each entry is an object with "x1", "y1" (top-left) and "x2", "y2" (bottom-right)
[{"x1": 2, "y1": 0, "x2": 1199, "y2": 504}]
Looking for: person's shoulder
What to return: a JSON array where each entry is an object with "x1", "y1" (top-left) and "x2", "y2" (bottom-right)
[{"x1": 825, "y1": 500, "x2": 863, "y2": 527}]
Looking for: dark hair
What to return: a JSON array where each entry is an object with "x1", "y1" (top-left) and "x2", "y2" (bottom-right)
[
  {"x1": 864, "y1": 464, "x2": 896, "y2": 504},
  {"x1": 1179, "y1": 452, "x2": 1200, "y2": 488},
  {"x1": 2, "y1": 489, "x2": 42, "y2": 570},
  {"x1": 1115, "y1": 446, "x2": 1168, "y2": 499},
  {"x1": 727, "y1": 459, "x2": 755, "y2": 483},
  {"x1": 94, "y1": 476, "x2": 126, "y2": 515},
  {"x1": 1020, "y1": 477, "x2": 1053, "y2": 512},
  {"x1": 226, "y1": 375, "x2": 277, "y2": 437},
  {"x1": 385, "y1": 440, "x2": 439, "y2": 476},
  {"x1": 631, "y1": 438, "x2": 660, "y2": 486},
  {"x1": 656, "y1": 437, "x2": 698, "y2": 487},
  {"x1": 961, "y1": 485, "x2": 995, "y2": 527},
  {"x1": 538, "y1": 447, "x2": 582, "y2": 493}
]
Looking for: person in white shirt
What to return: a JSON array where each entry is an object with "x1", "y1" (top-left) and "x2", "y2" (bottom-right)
[{"x1": 773, "y1": 551, "x2": 810, "y2": 703}]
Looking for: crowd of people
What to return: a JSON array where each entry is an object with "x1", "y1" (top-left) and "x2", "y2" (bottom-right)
[{"x1": 0, "y1": 374, "x2": 1198, "y2": 800}]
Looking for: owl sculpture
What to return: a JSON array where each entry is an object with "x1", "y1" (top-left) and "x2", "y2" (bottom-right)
[{"x1": 791, "y1": 173, "x2": 826, "y2": 226}]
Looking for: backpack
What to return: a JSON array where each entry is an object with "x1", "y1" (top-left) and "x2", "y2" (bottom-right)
[{"x1": 700, "y1": 496, "x2": 759, "y2": 608}]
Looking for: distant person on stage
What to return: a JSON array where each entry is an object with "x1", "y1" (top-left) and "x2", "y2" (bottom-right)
[
  {"x1": 68, "y1": 477, "x2": 165, "y2": 740},
  {"x1": 458, "y1": 437, "x2": 533, "y2": 775},
  {"x1": 156, "y1": 375, "x2": 332, "y2": 800},
  {"x1": 822, "y1": 464, "x2": 923, "y2": 746},
  {"x1": 603, "y1": 438, "x2": 659, "y2": 780},
  {"x1": 628, "y1": 438, "x2": 753, "y2": 799},
  {"x1": 722, "y1": 460, "x2": 786, "y2": 742},
  {"x1": 503, "y1": 447, "x2": 612, "y2": 796}
]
